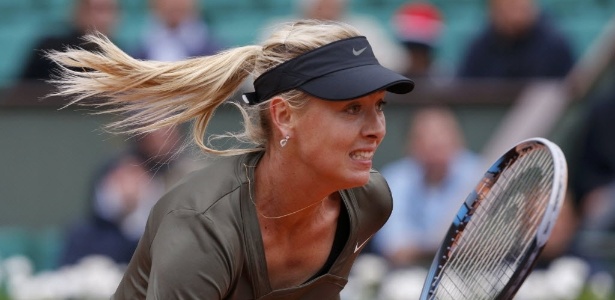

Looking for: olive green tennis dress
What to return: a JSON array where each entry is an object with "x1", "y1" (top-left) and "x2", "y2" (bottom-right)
[{"x1": 112, "y1": 151, "x2": 392, "y2": 299}]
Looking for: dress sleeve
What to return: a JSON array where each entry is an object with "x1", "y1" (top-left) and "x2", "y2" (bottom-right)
[{"x1": 146, "y1": 209, "x2": 238, "y2": 299}]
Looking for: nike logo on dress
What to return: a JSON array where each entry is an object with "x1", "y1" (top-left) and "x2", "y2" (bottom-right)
[
  {"x1": 354, "y1": 234, "x2": 373, "y2": 253},
  {"x1": 353, "y1": 47, "x2": 367, "y2": 56}
]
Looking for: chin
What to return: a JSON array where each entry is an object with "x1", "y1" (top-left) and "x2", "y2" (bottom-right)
[{"x1": 338, "y1": 171, "x2": 371, "y2": 189}]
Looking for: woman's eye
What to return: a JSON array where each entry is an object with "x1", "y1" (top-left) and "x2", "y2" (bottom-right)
[
  {"x1": 346, "y1": 104, "x2": 361, "y2": 114},
  {"x1": 377, "y1": 100, "x2": 387, "y2": 112}
]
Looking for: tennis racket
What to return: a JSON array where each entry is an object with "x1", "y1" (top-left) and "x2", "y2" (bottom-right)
[{"x1": 419, "y1": 137, "x2": 568, "y2": 300}]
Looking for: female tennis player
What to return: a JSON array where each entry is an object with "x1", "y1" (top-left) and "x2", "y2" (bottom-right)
[{"x1": 47, "y1": 19, "x2": 414, "y2": 299}]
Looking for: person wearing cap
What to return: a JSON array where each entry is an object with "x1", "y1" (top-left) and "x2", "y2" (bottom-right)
[
  {"x1": 46, "y1": 19, "x2": 414, "y2": 299},
  {"x1": 391, "y1": 1, "x2": 445, "y2": 79}
]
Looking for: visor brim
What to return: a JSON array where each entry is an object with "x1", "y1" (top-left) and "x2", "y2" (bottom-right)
[{"x1": 298, "y1": 64, "x2": 414, "y2": 101}]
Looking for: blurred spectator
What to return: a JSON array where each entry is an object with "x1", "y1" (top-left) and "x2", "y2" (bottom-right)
[
  {"x1": 21, "y1": 0, "x2": 119, "y2": 80},
  {"x1": 372, "y1": 106, "x2": 482, "y2": 268},
  {"x1": 259, "y1": 0, "x2": 406, "y2": 73},
  {"x1": 131, "y1": 0, "x2": 225, "y2": 61},
  {"x1": 391, "y1": 1, "x2": 447, "y2": 79},
  {"x1": 59, "y1": 126, "x2": 201, "y2": 266},
  {"x1": 570, "y1": 83, "x2": 615, "y2": 275},
  {"x1": 572, "y1": 84, "x2": 615, "y2": 211},
  {"x1": 457, "y1": 0, "x2": 575, "y2": 79}
]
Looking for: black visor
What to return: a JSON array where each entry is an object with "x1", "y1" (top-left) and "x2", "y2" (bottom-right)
[{"x1": 242, "y1": 36, "x2": 414, "y2": 105}]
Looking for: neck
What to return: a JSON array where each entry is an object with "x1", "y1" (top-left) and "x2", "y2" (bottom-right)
[{"x1": 252, "y1": 150, "x2": 337, "y2": 223}]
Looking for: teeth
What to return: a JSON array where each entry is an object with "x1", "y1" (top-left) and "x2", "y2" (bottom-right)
[{"x1": 350, "y1": 151, "x2": 373, "y2": 160}]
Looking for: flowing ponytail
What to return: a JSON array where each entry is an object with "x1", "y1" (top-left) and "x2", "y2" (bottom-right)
[{"x1": 47, "y1": 33, "x2": 260, "y2": 155}]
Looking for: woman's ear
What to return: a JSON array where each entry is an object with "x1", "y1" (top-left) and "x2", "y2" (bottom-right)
[{"x1": 269, "y1": 97, "x2": 293, "y2": 135}]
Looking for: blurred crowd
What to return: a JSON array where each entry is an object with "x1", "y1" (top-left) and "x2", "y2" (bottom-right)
[{"x1": 2, "y1": 0, "x2": 615, "y2": 299}]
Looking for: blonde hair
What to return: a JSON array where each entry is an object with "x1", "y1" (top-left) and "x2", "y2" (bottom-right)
[{"x1": 47, "y1": 19, "x2": 361, "y2": 155}]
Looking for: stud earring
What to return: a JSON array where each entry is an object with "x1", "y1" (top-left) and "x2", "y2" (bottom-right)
[{"x1": 280, "y1": 135, "x2": 290, "y2": 147}]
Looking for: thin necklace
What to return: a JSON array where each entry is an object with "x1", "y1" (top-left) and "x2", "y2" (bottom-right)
[{"x1": 244, "y1": 164, "x2": 327, "y2": 219}]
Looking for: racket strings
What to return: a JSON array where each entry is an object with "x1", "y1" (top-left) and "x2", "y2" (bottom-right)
[
  {"x1": 436, "y1": 151, "x2": 553, "y2": 299},
  {"x1": 462, "y1": 153, "x2": 553, "y2": 295},
  {"x1": 430, "y1": 148, "x2": 554, "y2": 300},
  {"x1": 435, "y1": 163, "x2": 550, "y2": 299},
  {"x1": 451, "y1": 151, "x2": 553, "y2": 298}
]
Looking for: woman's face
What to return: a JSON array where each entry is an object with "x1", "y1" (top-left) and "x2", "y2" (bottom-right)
[{"x1": 290, "y1": 91, "x2": 387, "y2": 189}]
